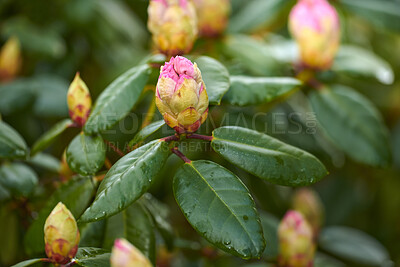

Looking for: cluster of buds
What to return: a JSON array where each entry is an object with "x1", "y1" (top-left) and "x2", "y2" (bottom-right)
[
  {"x1": 111, "y1": 238, "x2": 152, "y2": 267},
  {"x1": 44, "y1": 202, "x2": 80, "y2": 264},
  {"x1": 148, "y1": 0, "x2": 197, "y2": 56},
  {"x1": 292, "y1": 188, "x2": 324, "y2": 238},
  {"x1": 193, "y1": 0, "x2": 230, "y2": 37},
  {"x1": 278, "y1": 210, "x2": 315, "y2": 267},
  {"x1": 0, "y1": 36, "x2": 22, "y2": 82},
  {"x1": 67, "y1": 72, "x2": 92, "y2": 127},
  {"x1": 155, "y1": 56, "x2": 208, "y2": 134},
  {"x1": 289, "y1": 0, "x2": 340, "y2": 70}
]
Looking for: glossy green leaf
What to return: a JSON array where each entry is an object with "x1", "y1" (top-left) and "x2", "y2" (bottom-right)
[
  {"x1": 79, "y1": 140, "x2": 171, "y2": 223},
  {"x1": 0, "y1": 121, "x2": 27, "y2": 159},
  {"x1": 124, "y1": 202, "x2": 156, "y2": 263},
  {"x1": 66, "y1": 132, "x2": 106, "y2": 176},
  {"x1": 79, "y1": 220, "x2": 106, "y2": 248},
  {"x1": 28, "y1": 153, "x2": 61, "y2": 173},
  {"x1": 0, "y1": 163, "x2": 38, "y2": 197},
  {"x1": 10, "y1": 259, "x2": 44, "y2": 267},
  {"x1": 141, "y1": 194, "x2": 174, "y2": 250},
  {"x1": 228, "y1": 0, "x2": 293, "y2": 33},
  {"x1": 84, "y1": 64, "x2": 151, "y2": 134},
  {"x1": 341, "y1": 0, "x2": 400, "y2": 32},
  {"x1": 102, "y1": 212, "x2": 124, "y2": 250},
  {"x1": 24, "y1": 177, "x2": 95, "y2": 255},
  {"x1": 260, "y1": 212, "x2": 279, "y2": 260},
  {"x1": 224, "y1": 76, "x2": 301, "y2": 106},
  {"x1": 75, "y1": 247, "x2": 111, "y2": 267},
  {"x1": 194, "y1": 56, "x2": 230, "y2": 105},
  {"x1": 211, "y1": 126, "x2": 327, "y2": 186},
  {"x1": 318, "y1": 226, "x2": 390, "y2": 266},
  {"x1": 173, "y1": 160, "x2": 265, "y2": 259},
  {"x1": 31, "y1": 119, "x2": 73, "y2": 156},
  {"x1": 333, "y1": 46, "x2": 394, "y2": 85},
  {"x1": 310, "y1": 85, "x2": 391, "y2": 167},
  {"x1": 128, "y1": 120, "x2": 165, "y2": 148}
]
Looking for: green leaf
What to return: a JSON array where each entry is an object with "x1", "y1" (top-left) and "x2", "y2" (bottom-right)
[
  {"x1": 141, "y1": 194, "x2": 174, "y2": 250},
  {"x1": 341, "y1": 0, "x2": 400, "y2": 32},
  {"x1": 75, "y1": 247, "x2": 111, "y2": 267},
  {"x1": 66, "y1": 132, "x2": 106, "y2": 176},
  {"x1": 84, "y1": 64, "x2": 151, "y2": 134},
  {"x1": 0, "y1": 163, "x2": 38, "y2": 197},
  {"x1": 31, "y1": 119, "x2": 73, "y2": 156},
  {"x1": 315, "y1": 253, "x2": 345, "y2": 267},
  {"x1": 224, "y1": 76, "x2": 301, "y2": 106},
  {"x1": 128, "y1": 120, "x2": 165, "y2": 148},
  {"x1": 0, "y1": 121, "x2": 27, "y2": 159},
  {"x1": 79, "y1": 140, "x2": 171, "y2": 223},
  {"x1": 333, "y1": 45, "x2": 394, "y2": 85},
  {"x1": 28, "y1": 153, "x2": 61, "y2": 173},
  {"x1": 124, "y1": 202, "x2": 156, "y2": 263},
  {"x1": 194, "y1": 56, "x2": 230, "y2": 105},
  {"x1": 0, "y1": 79, "x2": 35, "y2": 115},
  {"x1": 0, "y1": 184, "x2": 10, "y2": 202},
  {"x1": 309, "y1": 85, "x2": 391, "y2": 167},
  {"x1": 173, "y1": 160, "x2": 265, "y2": 259},
  {"x1": 228, "y1": 0, "x2": 293, "y2": 33},
  {"x1": 79, "y1": 220, "x2": 106, "y2": 248},
  {"x1": 24, "y1": 177, "x2": 95, "y2": 255},
  {"x1": 318, "y1": 226, "x2": 391, "y2": 266},
  {"x1": 211, "y1": 126, "x2": 327, "y2": 186},
  {"x1": 260, "y1": 212, "x2": 279, "y2": 260},
  {"x1": 10, "y1": 259, "x2": 44, "y2": 267}
]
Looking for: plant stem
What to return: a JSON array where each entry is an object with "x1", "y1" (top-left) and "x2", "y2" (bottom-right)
[
  {"x1": 186, "y1": 134, "x2": 213, "y2": 141},
  {"x1": 161, "y1": 134, "x2": 180, "y2": 142},
  {"x1": 104, "y1": 139, "x2": 125, "y2": 157},
  {"x1": 171, "y1": 147, "x2": 191, "y2": 163}
]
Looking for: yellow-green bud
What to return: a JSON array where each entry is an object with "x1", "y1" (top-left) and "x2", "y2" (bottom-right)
[
  {"x1": 193, "y1": 0, "x2": 230, "y2": 37},
  {"x1": 44, "y1": 202, "x2": 80, "y2": 264},
  {"x1": 278, "y1": 210, "x2": 315, "y2": 267},
  {"x1": 292, "y1": 188, "x2": 324, "y2": 238},
  {"x1": 155, "y1": 56, "x2": 208, "y2": 134},
  {"x1": 67, "y1": 73, "x2": 92, "y2": 127},
  {"x1": 111, "y1": 238, "x2": 152, "y2": 267},
  {"x1": 148, "y1": 0, "x2": 198, "y2": 56},
  {"x1": 0, "y1": 36, "x2": 22, "y2": 82}
]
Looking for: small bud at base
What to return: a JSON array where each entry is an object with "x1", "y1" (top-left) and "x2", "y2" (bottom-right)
[
  {"x1": 193, "y1": 0, "x2": 231, "y2": 37},
  {"x1": 67, "y1": 73, "x2": 92, "y2": 127}
]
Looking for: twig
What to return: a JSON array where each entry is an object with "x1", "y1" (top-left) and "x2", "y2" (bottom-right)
[
  {"x1": 104, "y1": 139, "x2": 125, "y2": 157},
  {"x1": 171, "y1": 147, "x2": 191, "y2": 163},
  {"x1": 161, "y1": 135, "x2": 180, "y2": 142},
  {"x1": 186, "y1": 134, "x2": 213, "y2": 141}
]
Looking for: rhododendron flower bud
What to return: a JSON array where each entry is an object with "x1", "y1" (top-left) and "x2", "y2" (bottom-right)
[
  {"x1": 44, "y1": 202, "x2": 80, "y2": 264},
  {"x1": 278, "y1": 210, "x2": 315, "y2": 267},
  {"x1": 148, "y1": 0, "x2": 197, "y2": 56},
  {"x1": 193, "y1": 0, "x2": 230, "y2": 37},
  {"x1": 0, "y1": 36, "x2": 22, "y2": 82},
  {"x1": 111, "y1": 238, "x2": 152, "y2": 267},
  {"x1": 155, "y1": 56, "x2": 208, "y2": 134},
  {"x1": 289, "y1": 0, "x2": 340, "y2": 70},
  {"x1": 292, "y1": 188, "x2": 324, "y2": 237},
  {"x1": 67, "y1": 73, "x2": 92, "y2": 127}
]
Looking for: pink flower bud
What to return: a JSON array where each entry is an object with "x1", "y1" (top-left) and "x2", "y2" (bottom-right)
[
  {"x1": 44, "y1": 202, "x2": 80, "y2": 264},
  {"x1": 193, "y1": 0, "x2": 230, "y2": 37},
  {"x1": 67, "y1": 73, "x2": 92, "y2": 127},
  {"x1": 292, "y1": 188, "x2": 324, "y2": 238},
  {"x1": 289, "y1": 0, "x2": 340, "y2": 70},
  {"x1": 111, "y1": 238, "x2": 152, "y2": 267},
  {"x1": 0, "y1": 36, "x2": 22, "y2": 82},
  {"x1": 155, "y1": 56, "x2": 208, "y2": 134},
  {"x1": 278, "y1": 210, "x2": 315, "y2": 267},
  {"x1": 148, "y1": 0, "x2": 198, "y2": 56}
]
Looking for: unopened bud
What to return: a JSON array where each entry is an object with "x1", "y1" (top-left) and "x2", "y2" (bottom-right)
[
  {"x1": 292, "y1": 188, "x2": 324, "y2": 238},
  {"x1": 148, "y1": 0, "x2": 198, "y2": 56},
  {"x1": 44, "y1": 202, "x2": 80, "y2": 264},
  {"x1": 155, "y1": 56, "x2": 208, "y2": 134},
  {"x1": 289, "y1": 0, "x2": 340, "y2": 70},
  {"x1": 111, "y1": 238, "x2": 152, "y2": 267},
  {"x1": 193, "y1": 0, "x2": 230, "y2": 37},
  {"x1": 67, "y1": 73, "x2": 92, "y2": 127},
  {"x1": 0, "y1": 37, "x2": 22, "y2": 82},
  {"x1": 278, "y1": 210, "x2": 315, "y2": 267}
]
